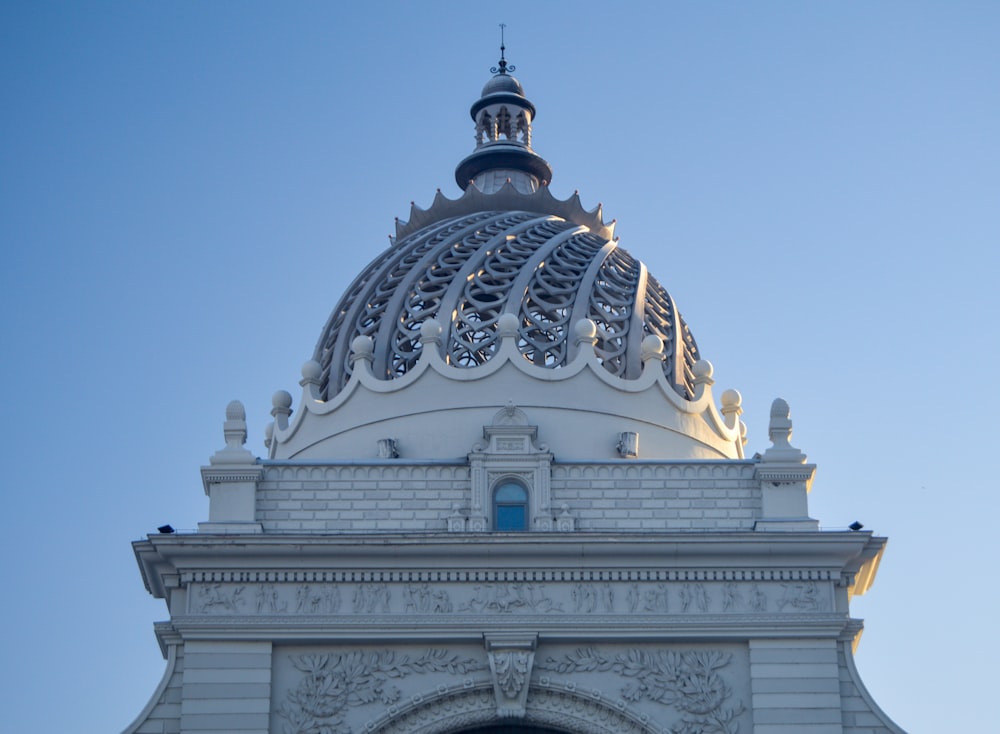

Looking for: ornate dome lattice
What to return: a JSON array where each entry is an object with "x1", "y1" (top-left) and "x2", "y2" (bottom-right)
[{"x1": 313, "y1": 209, "x2": 700, "y2": 401}]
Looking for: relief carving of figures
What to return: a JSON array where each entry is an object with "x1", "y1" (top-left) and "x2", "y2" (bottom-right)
[
  {"x1": 352, "y1": 583, "x2": 391, "y2": 614},
  {"x1": 196, "y1": 584, "x2": 245, "y2": 614},
  {"x1": 403, "y1": 584, "x2": 453, "y2": 613},
  {"x1": 572, "y1": 583, "x2": 612, "y2": 613},
  {"x1": 627, "y1": 583, "x2": 668, "y2": 613},
  {"x1": 748, "y1": 584, "x2": 767, "y2": 612},
  {"x1": 296, "y1": 584, "x2": 342, "y2": 614},
  {"x1": 679, "y1": 583, "x2": 710, "y2": 613},
  {"x1": 644, "y1": 584, "x2": 669, "y2": 613},
  {"x1": 627, "y1": 584, "x2": 641, "y2": 613},
  {"x1": 540, "y1": 647, "x2": 743, "y2": 734},
  {"x1": 459, "y1": 583, "x2": 563, "y2": 614},
  {"x1": 277, "y1": 649, "x2": 485, "y2": 734},
  {"x1": 256, "y1": 584, "x2": 288, "y2": 613},
  {"x1": 777, "y1": 581, "x2": 820, "y2": 611},
  {"x1": 721, "y1": 583, "x2": 744, "y2": 612}
]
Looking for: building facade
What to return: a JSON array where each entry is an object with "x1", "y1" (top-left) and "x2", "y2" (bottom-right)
[{"x1": 126, "y1": 54, "x2": 904, "y2": 734}]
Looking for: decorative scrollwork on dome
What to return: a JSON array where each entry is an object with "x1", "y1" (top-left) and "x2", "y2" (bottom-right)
[
  {"x1": 450, "y1": 220, "x2": 571, "y2": 368},
  {"x1": 387, "y1": 213, "x2": 538, "y2": 381},
  {"x1": 588, "y1": 247, "x2": 641, "y2": 379},
  {"x1": 519, "y1": 231, "x2": 607, "y2": 367},
  {"x1": 313, "y1": 212, "x2": 700, "y2": 401}
]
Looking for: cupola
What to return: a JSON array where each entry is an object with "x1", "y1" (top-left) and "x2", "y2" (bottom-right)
[{"x1": 454, "y1": 41, "x2": 552, "y2": 193}]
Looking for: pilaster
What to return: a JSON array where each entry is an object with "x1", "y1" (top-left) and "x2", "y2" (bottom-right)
[
  {"x1": 180, "y1": 641, "x2": 272, "y2": 733},
  {"x1": 749, "y1": 638, "x2": 843, "y2": 733}
]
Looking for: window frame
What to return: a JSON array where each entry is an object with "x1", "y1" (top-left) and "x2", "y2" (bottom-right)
[{"x1": 492, "y1": 480, "x2": 529, "y2": 531}]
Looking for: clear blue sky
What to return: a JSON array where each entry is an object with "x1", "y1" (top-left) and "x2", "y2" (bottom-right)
[{"x1": 2, "y1": 3, "x2": 997, "y2": 732}]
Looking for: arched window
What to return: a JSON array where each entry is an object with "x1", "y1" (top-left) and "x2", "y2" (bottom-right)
[{"x1": 493, "y1": 482, "x2": 528, "y2": 531}]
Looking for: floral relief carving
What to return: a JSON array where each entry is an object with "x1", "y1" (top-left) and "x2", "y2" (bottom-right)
[
  {"x1": 277, "y1": 649, "x2": 486, "y2": 734},
  {"x1": 539, "y1": 647, "x2": 743, "y2": 734},
  {"x1": 493, "y1": 651, "x2": 530, "y2": 698}
]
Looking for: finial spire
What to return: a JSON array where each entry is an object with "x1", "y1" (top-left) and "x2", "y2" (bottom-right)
[{"x1": 491, "y1": 23, "x2": 514, "y2": 75}]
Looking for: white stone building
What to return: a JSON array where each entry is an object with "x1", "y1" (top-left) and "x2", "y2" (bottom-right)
[{"x1": 125, "y1": 51, "x2": 904, "y2": 734}]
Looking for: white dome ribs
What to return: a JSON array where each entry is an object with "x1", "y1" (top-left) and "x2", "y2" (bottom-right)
[{"x1": 313, "y1": 212, "x2": 700, "y2": 401}]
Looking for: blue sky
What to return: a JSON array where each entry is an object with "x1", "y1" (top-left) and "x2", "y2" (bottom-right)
[{"x1": 2, "y1": 3, "x2": 998, "y2": 732}]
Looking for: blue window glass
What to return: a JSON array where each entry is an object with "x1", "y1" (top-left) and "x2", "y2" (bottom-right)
[{"x1": 494, "y1": 483, "x2": 528, "y2": 531}]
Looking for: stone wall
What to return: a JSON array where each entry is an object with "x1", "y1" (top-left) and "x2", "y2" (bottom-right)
[{"x1": 254, "y1": 461, "x2": 760, "y2": 533}]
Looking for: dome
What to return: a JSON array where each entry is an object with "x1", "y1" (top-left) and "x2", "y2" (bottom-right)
[
  {"x1": 313, "y1": 203, "x2": 701, "y2": 401},
  {"x1": 268, "y1": 58, "x2": 744, "y2": 463},
  {"x1": 481, "y1": 72, "x2": 525, "y2": 96}
]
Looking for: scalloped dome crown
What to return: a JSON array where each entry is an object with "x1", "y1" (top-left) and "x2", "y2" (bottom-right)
[{"x1": 312, "y1": 69, "x2": 701, "y2": 403}]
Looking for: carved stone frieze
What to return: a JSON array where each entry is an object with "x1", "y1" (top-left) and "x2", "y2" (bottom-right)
[{"x1": 187, "y1": 577, "x2": 831, "y2": 616}]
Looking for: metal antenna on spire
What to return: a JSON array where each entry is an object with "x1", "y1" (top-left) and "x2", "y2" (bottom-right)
[{"x1": 491, "y1": 23, "x2": 514, "y2": 74}]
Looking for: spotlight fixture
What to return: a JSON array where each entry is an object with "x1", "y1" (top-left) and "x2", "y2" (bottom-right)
[
  {"x1": 848, "y1": 521, "x2": 864, "y2": 532},
  {"x1": 157, "y1": 524, "x2": 175, "y2": 534}
]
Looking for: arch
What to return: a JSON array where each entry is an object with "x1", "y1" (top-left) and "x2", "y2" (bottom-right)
[
  {"x1": 459, "y1": 726, "x2": 568, "y2": 734},
  {"x1": 368, "y1": 683, "x2": 656, "y2": 734}
]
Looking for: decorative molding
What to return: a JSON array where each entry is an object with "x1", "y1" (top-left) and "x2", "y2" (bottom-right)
[
  {"x1": 182, "y1": 568, "x2": 838, "y2": 585},
  {"x1": 200, "y1": 468, "x2": 265, "y2": 484},
  {"x1": 277, "y1": 649, "x2": 487, "y2": 734}
]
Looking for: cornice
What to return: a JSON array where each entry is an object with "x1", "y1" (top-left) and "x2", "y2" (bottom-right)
[
  {"x1": 165, "y1": 612, "x2": 857, "y2": 642},
  {"x1": 138, "y1": 530, "x2": 884, "y2": 564},
  {"x1": 134, "y1": 531, "x2": 887, "y2": 602}
]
